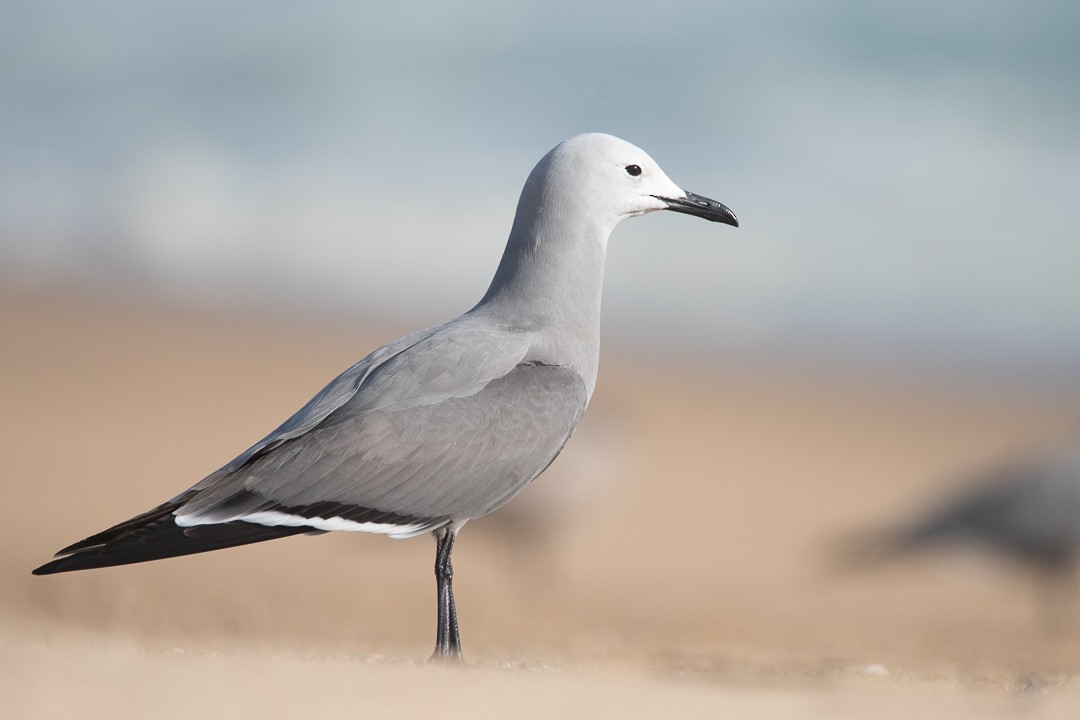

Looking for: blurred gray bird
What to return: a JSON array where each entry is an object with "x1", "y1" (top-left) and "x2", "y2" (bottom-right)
[
  {"x1": 32, "y1": 133, "x2": 738, "y2": 661},
  {"x1": 838, "y1": 444, "x2": 1080, "y2": 626}
]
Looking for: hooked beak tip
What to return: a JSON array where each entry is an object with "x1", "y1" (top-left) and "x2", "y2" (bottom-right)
[{"x1": 655, "y1": 192, "x2": 739, "y2": 227}]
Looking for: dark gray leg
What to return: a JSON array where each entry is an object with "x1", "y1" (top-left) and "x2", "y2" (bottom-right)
[{"x1": 431, "y1": 525, "x2": 463, "y2": 662}]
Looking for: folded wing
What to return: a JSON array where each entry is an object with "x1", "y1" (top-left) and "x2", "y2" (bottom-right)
[{"x1": 35, "y1": 322, "x2": 587, "y2": 573}]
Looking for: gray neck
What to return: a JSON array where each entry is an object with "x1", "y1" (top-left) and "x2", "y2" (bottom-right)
[{"x1": 472, "y1": 196, "x2": 611, "y2": 399}]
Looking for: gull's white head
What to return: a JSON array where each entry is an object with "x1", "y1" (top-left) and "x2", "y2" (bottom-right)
[{"x1": 519, "y1": 133, "x2": 738, "y2": 234}]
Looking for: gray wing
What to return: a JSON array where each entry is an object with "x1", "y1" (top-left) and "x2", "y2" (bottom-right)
[
  {"x1": 33, "y1": 321, "x2": 580, "y2": 573},
  {"x1": 191, "y1": 318, "x2": 532, "y2": 484},
  {"x1": 206, "y1": 324, "x2": 447, "y2": 480},
  {"x1": 175, "y1": 362, "x2": 587, "y2": 536}
]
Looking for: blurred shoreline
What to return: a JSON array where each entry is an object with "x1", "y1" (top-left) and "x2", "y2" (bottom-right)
[{"x1": 6, "y1": 276, "x2": 1079, "y2": 402}]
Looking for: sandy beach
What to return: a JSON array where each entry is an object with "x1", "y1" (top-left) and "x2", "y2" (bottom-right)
[{"x1": 4, "y1": 287, "x2": 1080, "y2": 718}]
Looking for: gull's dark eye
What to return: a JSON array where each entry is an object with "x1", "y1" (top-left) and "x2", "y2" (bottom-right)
[{"x1": 624, "y1": 164, "x2": 642, "y2": 177}]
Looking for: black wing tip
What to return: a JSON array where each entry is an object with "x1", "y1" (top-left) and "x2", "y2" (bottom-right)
[
  {"x1": 33, "y1": 537, "x2": 111, "y2": 575},
  {"x1": 32, "y1": 559, "x2": 66, "y2": 576},
  {"x1": 32, "y1": 545, "x2": 134, "y2": 575},
  {"x1": 31, "y1": 497, "x2": 443, "y2": 577},
  {"x1": 32, "y1": 519, "x2": 317, "y2": 576},
  {"x1": 32, "y1": 549, "x2": 148, "y2": 575},
  {"x1": 32, "y1": 548, "x2": 97, "y2": 575}
]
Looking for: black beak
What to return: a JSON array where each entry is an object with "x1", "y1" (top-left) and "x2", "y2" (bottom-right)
[{"x1": 654, "y1": 192, "x2": 739, "y2": 227}]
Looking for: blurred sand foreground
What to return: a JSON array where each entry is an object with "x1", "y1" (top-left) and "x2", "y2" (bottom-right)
[{"x1": 4, "y1": 288, "x2": 1080, "y2": 718}]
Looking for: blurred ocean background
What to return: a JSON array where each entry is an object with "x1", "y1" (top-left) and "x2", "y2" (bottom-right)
[{"x1": 3, "y1": 0, "x2": 1079, "y2": 385}]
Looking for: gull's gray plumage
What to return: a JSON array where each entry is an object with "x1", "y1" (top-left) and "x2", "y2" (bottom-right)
[
  {"x1": 179, "y1": 361, "x2": 586, "y2": 529},
  {"x1": 33, "y1": 133, "x2": 739, "y2": 660},
  {"x1": 174, "y1": 320, "x2": 559, "y2": 534}
]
